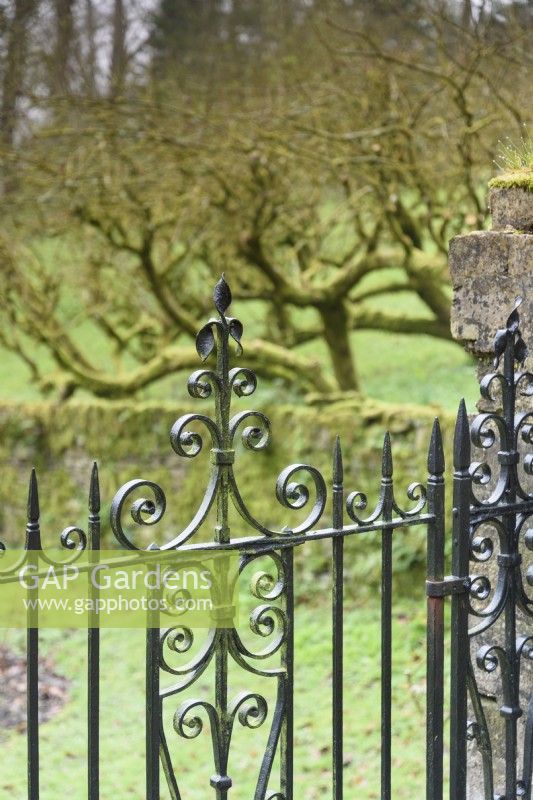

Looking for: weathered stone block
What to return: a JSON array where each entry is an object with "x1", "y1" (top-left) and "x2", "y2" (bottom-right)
[
  {"x1": 450, "y1": 230, "x2": 533, "y2": 360},
  {"x1": 490, "y1": 186, "x2": 533, "y2": 232}
]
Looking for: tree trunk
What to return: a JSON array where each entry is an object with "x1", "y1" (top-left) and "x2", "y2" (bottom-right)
[
  {"x1": 318, "y1": 302, "x2": 359, "y2": 392},
  {"x1": 84, "y1": 0, "x2": 97, "y2": 96},
  {"x1": 109, "y1": 0, "x2": 127, "y2": 97},
  {"x1": 0, "y1": 0, "x2": 37, "y2": 149},
  {"x1": 461, "y1": 0, "x2": 473, "y2": 28},
  {"x1": 52, "y1": 0, "x2": 74, "y2": 96}
]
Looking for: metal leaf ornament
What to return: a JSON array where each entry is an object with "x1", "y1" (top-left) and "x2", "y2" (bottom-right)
[
  {"x1": 228, "y1": 318, "x2": 244, "y2": 356},
  {"x1": 493, "y1": 297, "x2": 527, "y2": 367},
  {"x1": 196, "y1": 324, "x2": 216, "y2": 362},
  {"x1": 506, "y1": 298, "x2": 521, "y2": 333},
  {"x1": 493, "y1": 329, "x2": 508, "y2": 367},
  {"x1": 515, "y1": 337, "x2": 528, "y2": 365},
  {"x1": 213, "y1": 275, "x2": 232, "y2": 315}
]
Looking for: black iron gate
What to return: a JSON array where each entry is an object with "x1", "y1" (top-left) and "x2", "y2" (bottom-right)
[{"x1": 6, "y1": 279, "x2": 533, "y2": 799}]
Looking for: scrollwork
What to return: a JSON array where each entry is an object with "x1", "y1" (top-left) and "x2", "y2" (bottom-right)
[
  {"x1": 170, "y1": 413, "x2": 221, "y2": 458},
  {"x1": 479, "y1": 372, "x2": 506, "y2": 404},
  {"x1": 393, "y1": 481, "x2": 427, "y2": 518},
  {"x1": 515, "y1": 371, "x2": 533, "y2": 398},
  {"x1": 187, "y1": 369, "x2": 221, "y2": 400},
  {"x1": 346, "y1": 490, "x2": 380, "y2": 525},
  {"x1": 60, "y1": 526, "x2": 87, "y2": 551},
  {"x1": 467, "y1": 302, "x2": 533, "y2": 800},
  {"x1": 228, "y1": 462, "x2": 327, "y2": 538},
  {"x1": 275, "y1": 464, "x2": 327, "y2": 534},
  {"x1": 468, "y1": 519, "x2": 509, "y2": 635},
  {"x1": 229, "y1": 691, "x2": 268, "y2": 729},
  {"x1": 247, "y1": 552, "x2": 285, "y2": 602},
  {"x1": 159, "y1": 627, "x2": 218, "y2": 695},
  {"x1": 476, "y1": 644, "x2": 506, "y2": 675},
  {"x1": 174, "y1": 699, "x2": 218, "y2": 740},
  {"x1": 110, "y1": 479, "x2": 166, "y2": 550},
  {"x1": 229, "y1": 410, "x2": 271, "y2": 451},
  {"x1": 229, "y1": 367, "x2": 257, "y2": 397}
]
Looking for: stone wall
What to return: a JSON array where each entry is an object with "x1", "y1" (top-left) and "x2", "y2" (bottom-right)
[
  {"x1": 450, "y1": 187, "x2": 533, "y2": 402},
  {"x1": 449, "y1": 184, "x2": 533, "y2": 799}
]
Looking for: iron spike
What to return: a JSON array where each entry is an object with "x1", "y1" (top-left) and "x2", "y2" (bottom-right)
[
  {"x1": 89, "y1": 461, "x2": 100, "y2": 515},
  {"x1": 382, "y1": 432, "x2": 393, "y2": 479},
  {"x1": 427, "y1": 417, "x2": 445, "y2": 476},
  {"x1": 453, "y1": 399, "x2": 471, "y2": 470},
  {"x1": 27, "y1": 467, "x2": 40, "y2": 523},
  {"x1": 333, "y1": 435, "x2": 344, "y2": 486}
]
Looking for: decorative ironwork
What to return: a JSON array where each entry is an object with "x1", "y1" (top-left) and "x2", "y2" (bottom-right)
[
  {"x1": 4, "y1": 276, "x2": 532, "y2": 800},
  {"x1": 451, "y1": 298, "x2": 533, "y2": 800},
  {"x1": 107, "y1": 276, "x2": 436, "y2": 800}
]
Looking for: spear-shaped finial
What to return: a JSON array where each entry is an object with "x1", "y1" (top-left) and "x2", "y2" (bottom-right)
[
  {"x1": 89, "y1": 461, "x2": 100, "y2": 515},
  {"x1": 333, "y1": 435, "x2": 343, "y2": 487},
  {"x1": 27, "y1": 467, "x2": 39, "y2": 523},
  {"x1": 382, "y1": 432, "x2": 393, "y2": 479},
  {"x1": 25, "y1": 467, "x2": 41, "y2": 550},
  {"x1": 453, "y1": 399, "x2": 471, "y2": 470},
  {"x1": 427, "y1": 418, "x2": 445, "y2": 476}
]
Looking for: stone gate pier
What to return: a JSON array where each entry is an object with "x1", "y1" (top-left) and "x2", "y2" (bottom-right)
[{"x1": 450, "y1": 182, "x2": 533, "y2": 799}]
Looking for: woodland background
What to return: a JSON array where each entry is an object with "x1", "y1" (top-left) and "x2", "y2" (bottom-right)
[{"x1": 0, "y1": 2, "x2": 532, "y2": 797}]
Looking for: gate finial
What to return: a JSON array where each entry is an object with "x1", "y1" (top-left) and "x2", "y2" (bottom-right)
[
  {"x1": 453, "y1": 399, "x2": 470, "y2": 471},
  {"x1": 382, "y1": 432, "x2": 393, "y2": 479},
  {"x1": 89, "y1": 461, "x2": 100, "y2": 515},
  {"x1": 27, "y1": 467, "x2": 40, "y2": 524},
  {"x1": 428, "y1": 418, "x2": 445, "y2": 476},
  {"x1": 333, "y1": 435, "x2": 343, "y2": 486},
  {"x1": 25, "y1": 467, "x2": 41, "y2": 549}
]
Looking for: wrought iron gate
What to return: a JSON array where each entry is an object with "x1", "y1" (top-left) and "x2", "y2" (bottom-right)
[{"x1": 5, "y1": 278, "x2": 533, "y2": 799}]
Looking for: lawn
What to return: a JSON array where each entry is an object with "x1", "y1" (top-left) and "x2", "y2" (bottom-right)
[
  {"x1": 0, "y1": 587, "x2": 449, "y2": 800},
  {"x1": 0, "y1": 245, "x2": 461, "y2": 798}
]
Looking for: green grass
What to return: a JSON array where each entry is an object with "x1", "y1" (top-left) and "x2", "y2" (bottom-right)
[
  {"x1": 0, "y1": 591, "x2": 448, "y2": 799},
  {"x1": 490, "y1": 131, "x2": 533, "y2": 191},
  {"x1": 0, "y1": 236, "x2": 462, "y2": 796}
]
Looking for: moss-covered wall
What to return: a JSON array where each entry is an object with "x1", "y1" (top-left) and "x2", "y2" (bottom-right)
[{"x1": 0, "y1": 399, "x2": 455, "y2": 592}]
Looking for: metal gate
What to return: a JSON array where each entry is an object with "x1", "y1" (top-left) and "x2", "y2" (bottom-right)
[{"x1": 5, "y1": 278, "x2": 533, "y2": 799}]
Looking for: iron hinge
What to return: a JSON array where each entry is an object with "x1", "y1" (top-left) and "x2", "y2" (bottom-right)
[{"x1": 426, "y1": 575, "x2": 471, "y2": 598}]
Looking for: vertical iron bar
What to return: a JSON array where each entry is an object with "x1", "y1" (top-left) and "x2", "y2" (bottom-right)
[
  {"x1": 332, "y1": 436, "x2": 344, "y2": 800},
  {"x1": 381, "y1": 433, "x2": 394, "y2": 800},
  {"x1": 449, "y1": 400, "x2": 471, "y2": 800},
  {"x1": 26, "y1": 468, "x2": 41, "y2": 800},
  {"x1": 502, "y1": 337, "x2": 519, "y2": 799},
  {"x1": 146, "y1": 563, "x2": 161, "y2": 800},
  {"x1": 426, "y1": 419, "x2": 445, "y2": 800},
  {"x1": 281, "y1": 547, "x2": 294, "y2": 800},
  {"x1": 212, "y1": 297, "x2": 232, "y2": 800},
  {"x1": 88, "y1": 463, "x2": 100, "y2": 800}
]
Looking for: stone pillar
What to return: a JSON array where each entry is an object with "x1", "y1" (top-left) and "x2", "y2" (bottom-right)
[
  {"x1": 449, "y1": 183, "x2": 533, "y2": 799},
  {"x1": 450, "y1": 185, "x2": 533, "y2": 390}
]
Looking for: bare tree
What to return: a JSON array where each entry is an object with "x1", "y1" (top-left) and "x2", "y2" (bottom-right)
[
  {"x1": 110, "y1": 0, "x2": 128, "y2": 97},
  {"x1": 51, "y1": 0, "x2": 74, "y2": 96},
  {"x1": 0, "y1": 0, "x2": 531, "y2": 399},
  {"x1": 0, "y1": 0, "x2": 38, "y2": 148}
]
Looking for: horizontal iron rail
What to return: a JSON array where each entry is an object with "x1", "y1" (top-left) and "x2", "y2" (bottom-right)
[
  {"x1": 469, "y1": 498, "x2": 533, "y2": 521},
  {"x1": 138, "y1": 513, "x2": 435, "y2": 552},
  {"x1": 0, "y1": 514, "x2": 435, "y2": 585}
]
